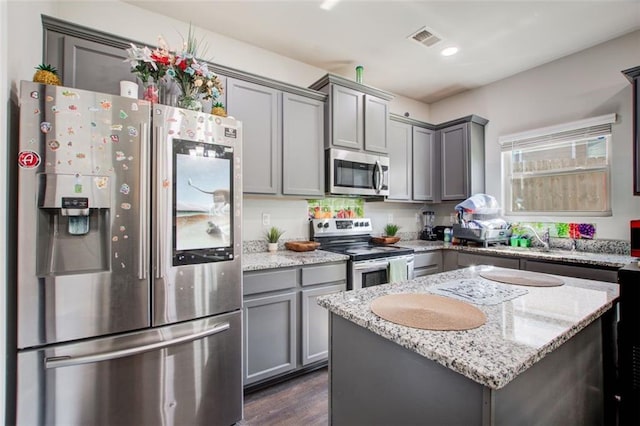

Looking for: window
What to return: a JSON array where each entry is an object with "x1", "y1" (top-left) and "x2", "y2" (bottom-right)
[{"x1": 500, "y1": 114, "x2": 615, "y2": 216}]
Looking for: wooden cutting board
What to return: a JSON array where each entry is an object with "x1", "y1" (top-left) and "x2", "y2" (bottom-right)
[
  {"x1": 479, "y1": 269, "x2": 564, "y2": 287},
  {"x1": 370, "y1": 293, "x2": 486, "y2": 331}
]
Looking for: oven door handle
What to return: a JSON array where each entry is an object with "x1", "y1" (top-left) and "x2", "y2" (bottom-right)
[{"x1": 353, "y1": 260, "x2": 390, "y2": 271}]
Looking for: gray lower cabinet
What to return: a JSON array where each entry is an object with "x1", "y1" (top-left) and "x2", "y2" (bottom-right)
[
  {"x1": 450, "y1": 249, "x2": 618, "y2": 282},
  {"x1": 282, "y1": 92, "x2": 324, "y2": 196},
  {"x1": 243, "y1": 291, "x2": 297, "y2": 385},
  {"x1": 243, "y1": 261, "x2": 346, "y2": 387},
  {"x1": 243, "y1": 268, "x2": 298, "y2": 386},
  {"x1": 520, "y1": 259, "x2": 618, "y2": 283},
  {"x1": 439, "y1": 115, "x2": 488, "y2": 201},
  {"x1": 414, "y1": 252, "x2": 443, "y2": 277},
  {"x1": 301, "y1": 284, "x2": 345, "y2": 365},
  {"x1": 457, "y1": 252, "x2": 520, "y2": 269},
  {"x1": 442, "y1": 250, "x2": 459, "y2": 272}
]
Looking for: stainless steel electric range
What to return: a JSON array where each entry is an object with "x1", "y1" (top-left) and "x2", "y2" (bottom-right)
[{"x1": 310, "y1": 218, "x2": 414, "y2": 290}]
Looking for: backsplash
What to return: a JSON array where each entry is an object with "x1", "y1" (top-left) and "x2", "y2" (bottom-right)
[
  {"x1": 307, "y1": 198, "x2": 364, "y2": 219},
  {"x1": 512, "y1": 221, "x2": 597, "y2": 239}
]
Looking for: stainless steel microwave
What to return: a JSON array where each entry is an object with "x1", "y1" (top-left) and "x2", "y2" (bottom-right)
[{"x1": 327, "y1": 148, "x2": 389, "y2": 196}]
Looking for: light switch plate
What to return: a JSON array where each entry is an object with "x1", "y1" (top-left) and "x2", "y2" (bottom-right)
[{"x1": 262, "y1": 213, "x2": 270, "y2": 226}]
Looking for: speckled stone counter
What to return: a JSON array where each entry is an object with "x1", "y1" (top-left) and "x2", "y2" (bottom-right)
[
  {"x1": 243, "y1": 250, "x2": 349, "y2": 272},
  {"x1": 397, "y1": 239, "x2": 637, "y2": 268},
  {"x1": 318, "y1": 266, "x2": 619, "y2": 389},
  {"x1": 320, "y1": 266, "x2": 619, "y2": 424}
]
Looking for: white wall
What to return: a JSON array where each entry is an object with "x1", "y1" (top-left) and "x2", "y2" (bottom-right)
[
  {"x1": 429, "y1": 30, "x2": 640, "y2": 241},
  {"x1": 54, "y1": 0, "x2": 431, "y2": 122},
  {"x1": 243, "y1": 196, "x2": 427, "y2": 241}
]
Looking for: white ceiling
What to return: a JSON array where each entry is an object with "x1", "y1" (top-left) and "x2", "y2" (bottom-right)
[{"x1": 126, "y1": 0, "x2": 640, "y2": 104}]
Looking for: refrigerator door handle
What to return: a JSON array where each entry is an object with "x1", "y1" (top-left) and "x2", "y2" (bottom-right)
[
  {"x1": 154, "y1": 124, "x2": 165, "y2": 279},
  {"x1": 44, "y1": 321, "x2": 230, "y2": 369},
  {"x1": 138, "y1": 123, "x2": 149, "y2": 280}
]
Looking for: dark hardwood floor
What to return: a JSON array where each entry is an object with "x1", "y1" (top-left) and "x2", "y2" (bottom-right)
[{"x1": 241, "y1": 368, "x2": 329, "y2": 425}]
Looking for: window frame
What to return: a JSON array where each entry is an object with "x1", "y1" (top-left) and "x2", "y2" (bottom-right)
[{"x1": 500, "y1": 114, "x2": 615, "y2": 217}]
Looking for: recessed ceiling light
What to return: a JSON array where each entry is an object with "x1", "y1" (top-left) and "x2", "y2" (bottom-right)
[
  {"x1": 320, "y1": 0, "x2": 340, "y2": 11},
  {"x1": 441, "y1": 47, "x2": 459, "y2": 57}
]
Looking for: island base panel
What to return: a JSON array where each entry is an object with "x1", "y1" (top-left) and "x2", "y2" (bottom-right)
[
  {"x1": 329, "y1": 314, "x2": 608, "y2": 425},
  {"x1": 330, "y1": 314, "x2": 485, "y2": 425}
]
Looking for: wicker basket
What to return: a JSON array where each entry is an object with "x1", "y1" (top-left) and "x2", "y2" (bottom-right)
[
  {"x1": 371, "y1": 236, "x2": 401, "y2": 245},
  {"x1": 284, "y1": 241, "x2": 321, "y2": 252}
]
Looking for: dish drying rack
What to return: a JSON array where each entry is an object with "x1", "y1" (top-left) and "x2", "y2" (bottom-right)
[{"x1": 451, "y1": 194, "x2": 512, "y2": 247}]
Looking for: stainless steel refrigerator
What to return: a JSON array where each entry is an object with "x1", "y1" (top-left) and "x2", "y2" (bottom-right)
[{"x1": 15, "y1": 81, "x2": 243, "y2": 425}]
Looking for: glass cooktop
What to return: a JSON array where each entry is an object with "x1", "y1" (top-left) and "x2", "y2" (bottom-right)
[{"x1": 325, "y1": 244, "x2": 414, "y2": 261}]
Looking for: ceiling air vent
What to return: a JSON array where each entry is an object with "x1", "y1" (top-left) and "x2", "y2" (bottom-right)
[{"x1": 409, "y1": 26, "x2": 442, "y2": 47}]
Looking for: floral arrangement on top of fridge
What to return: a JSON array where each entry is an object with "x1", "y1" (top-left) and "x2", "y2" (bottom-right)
[{"x1": 123, "y1": 24, "x2": 225, "y2": 113}]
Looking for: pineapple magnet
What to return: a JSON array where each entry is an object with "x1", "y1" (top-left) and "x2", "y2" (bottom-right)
[{"x1": 33, "y1": 64, "x2": 61, "y2": 86}]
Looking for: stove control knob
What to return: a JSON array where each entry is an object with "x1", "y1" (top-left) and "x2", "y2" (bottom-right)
[
  {"x1": 323, "y1": 222, "x2": 330, "y2": 228},
  {"x1": 317, "y1": 222, "x2": 324, "y2": 229}
]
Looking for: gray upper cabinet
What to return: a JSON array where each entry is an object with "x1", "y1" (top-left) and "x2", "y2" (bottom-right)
[
  {"x1": 388, "y1": 115, "x2": 438, "y2": 203},
  {"x1": 44, "y1": 24, "x2": 135, "y2": 96},
  {"x1": 62, "y1": 36, "x2": 133, "y2": 95},
  {"x1": 388, "y1": 120, "x2": 412, "y2": 201},
  {"x1": 227, "y1": 79, "x2": 326, "y2": 197},
  {"x1": 332, "y1": 85, "x2": 364, "y2": 150},
  {"x1": 440, "y1": 123, "x2": 469, "y2": 200},
  {"x1": 439, "y1": 115, "x2": 488, "y2": 201},
  {"x1": 364, "y1": 94, "x2": 390, "y2": 153},
  {"x1": 310, "y1": 73, "x2": 393, "y2": 154},
  {"x1": 226, "y1": 78, "x2": 280, "y2": 194},
  {"x1": 413, "y1": 126, "x2": 438, "y2": 202},
  {"x1": 282, "y1": 93, "x2": 324, "y2": 197},
  {"x1": 43, "y1": 17, "x2": 327, "y2": 197}
]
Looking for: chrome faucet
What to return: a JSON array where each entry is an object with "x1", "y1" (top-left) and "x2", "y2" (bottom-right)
[{"x1": 522, "y1": 226, "x2": 550, "y2": 251}]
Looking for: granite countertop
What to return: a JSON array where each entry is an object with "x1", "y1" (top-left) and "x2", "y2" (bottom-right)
[
  {"x1": 317, "y1": 266, "x2": 619, "y2": 390},
  {"x1": 243, "y1": 250, "x2": 349, "y2": 272},
  {"x1": 398, "y1": 239, "x2": 637, "y2": 268}
]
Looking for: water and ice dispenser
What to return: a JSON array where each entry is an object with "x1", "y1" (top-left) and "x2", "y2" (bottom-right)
[{"x1": 37, "y1": 174, "x2": 111, "y2": 275}]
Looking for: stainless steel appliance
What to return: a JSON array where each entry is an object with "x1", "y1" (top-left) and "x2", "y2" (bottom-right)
[
  {"x1": 420, "y1": 210, "x2": 437, "y2": 241},
  {"x1": 15, "y1": 81, "x2": 243, "y2": 425},
  {"x1": 327, "y1": 148, "x2": 389, "y2": 196},
  {"x1": 311, "y1": 218, "x2": 414, "y2": 289}
]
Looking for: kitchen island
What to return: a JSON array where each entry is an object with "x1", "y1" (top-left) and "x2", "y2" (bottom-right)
[{"x1": 317, "y1": 266, "x2": 619, "y2": 425}]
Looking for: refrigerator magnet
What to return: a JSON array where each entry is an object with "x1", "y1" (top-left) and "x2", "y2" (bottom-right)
[{"x1": 17, "y1": 150, "x2": 41, "y2": 169}]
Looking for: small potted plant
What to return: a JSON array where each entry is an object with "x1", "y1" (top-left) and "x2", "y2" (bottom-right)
[
  {"x1": 265, "y1": 227, "x2": 285, "y2": 253},
  {"x1": 373, "y1": 224, "x2": 401, "y2": 244}
]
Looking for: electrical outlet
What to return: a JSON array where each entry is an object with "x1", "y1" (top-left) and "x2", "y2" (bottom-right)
[
  {"x1": 387, "y1": 213, "x2": 393, "y2": 224},
  {"x1": 415, "y1": 212, "x2": 421, "y2": 223},
  {"x1": 262, "y1": 213, "x2": 270, "y2": 226}
]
